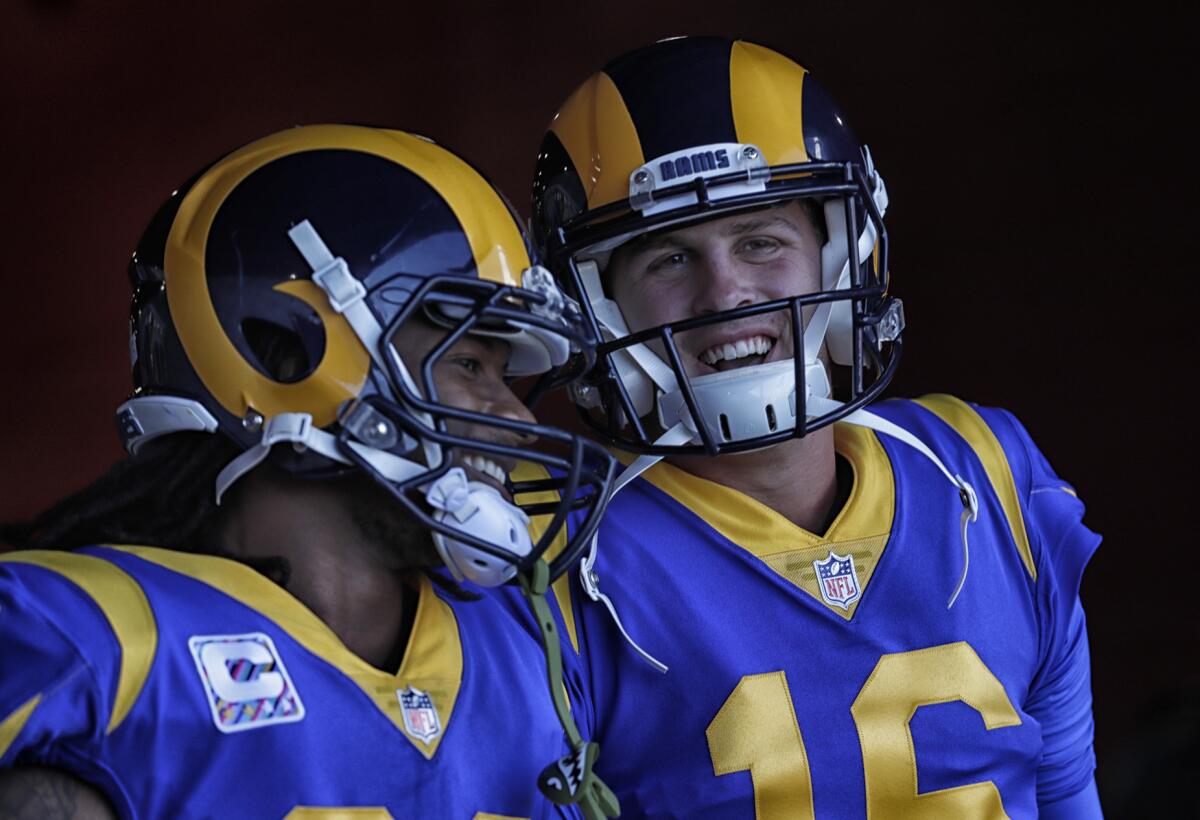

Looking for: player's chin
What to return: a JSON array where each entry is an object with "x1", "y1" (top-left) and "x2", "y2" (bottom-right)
[{"x1": 349, "y1": 494, "x2": 440, "y2": 569}]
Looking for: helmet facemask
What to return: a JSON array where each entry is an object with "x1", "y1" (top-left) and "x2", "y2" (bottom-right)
[
  {"x1": 546, "y1": 146, "x2": 903, "y2": 456},
  {"x1": 332, "y1": 267, "x2": 616, "y2": 586}
]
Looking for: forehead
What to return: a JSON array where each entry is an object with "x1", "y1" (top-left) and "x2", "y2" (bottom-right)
[
  {"x1": 619, "y1": 201, "x2": 816, "y2": 255},
  {"x1": 392, "y1": 315, "x2": 512, "y2": 359}
]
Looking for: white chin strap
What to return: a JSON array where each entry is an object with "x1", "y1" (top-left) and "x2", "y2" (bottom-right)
[
  {"x1": 205, "y1": 411, "x2": 531, "y2": 588},
  {"x1": 425, "y1": 468, "x2": 533, "y2": 587}
]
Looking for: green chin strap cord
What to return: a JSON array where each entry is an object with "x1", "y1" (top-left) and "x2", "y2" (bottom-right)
[{"x1": 519, "y1": 559, "x2": 621, "y2": 819}]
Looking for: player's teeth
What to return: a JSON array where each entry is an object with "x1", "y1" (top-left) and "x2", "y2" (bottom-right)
[
  {"x1": 488, "y1": 461, "x2": 506, "y2": 483},
  {"x1": 467, "y1": 455, "x2": 507, "y2": 484},
  {"x1": 702, "y1": 335, "x2": 775, "y2": 364}
]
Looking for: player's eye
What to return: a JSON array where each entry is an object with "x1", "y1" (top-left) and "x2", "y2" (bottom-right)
[
  {"x1": 450, "y1": 356, "x2": 481, "y2": 375},
  {"x1": 646, "y1": 251, "x2": 690, "y2": 273},
  {"x1": 739, "y1": 236, "x2": 780, "y2": 255}
]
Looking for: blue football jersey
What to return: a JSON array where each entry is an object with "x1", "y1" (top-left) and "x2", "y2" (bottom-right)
[
  {"x1": 552, "y1": 395, "x2": 1101, "y2": 819},
  {"x1": 0, "y1": 544, "x2": 579, "y2": 819}
]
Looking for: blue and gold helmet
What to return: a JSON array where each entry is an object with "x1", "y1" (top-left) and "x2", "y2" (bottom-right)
[
  {"x1": 532, "y1": 37, "x2": 901, "y2": 456},
  {"x1": 121, "y1": 124, "x2": 615, "y2": 584}
]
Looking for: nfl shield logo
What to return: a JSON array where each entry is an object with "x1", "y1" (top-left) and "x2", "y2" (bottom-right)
[
  {"x1": 813, "y1": 551, "x2": 861, "y2": 610},
  {"x1": 398, "y1": 686, "x2": 441, "y2": 744}
]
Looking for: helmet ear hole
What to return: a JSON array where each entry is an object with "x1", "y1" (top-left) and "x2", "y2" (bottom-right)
[{"x1": 241, "y1": 319, "x2": 313, "y2": 384}]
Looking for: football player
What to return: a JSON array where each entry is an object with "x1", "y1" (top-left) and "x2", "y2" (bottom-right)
[
  {"x1": 530, "y1": 37, "x2": 1103, "y2": 818},
  {"x1": 0, "y1": 125, "x2": 618, "y2": 819}
]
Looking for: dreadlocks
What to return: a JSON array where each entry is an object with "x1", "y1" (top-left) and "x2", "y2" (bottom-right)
[
  {"x1": 0, "y1": 430, "x2": 477, "y2": 601},
  {"x1": 1, "y1": 432, "x2": 236, "y2": 554}
]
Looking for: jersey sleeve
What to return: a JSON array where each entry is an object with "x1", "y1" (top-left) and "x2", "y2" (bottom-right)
[
  {"x1": 981, "y1": 407, "x2": 1103, "y2": 810},
  {"x1": 0, "y1": 555, "x2": 123, "y2": 772}
]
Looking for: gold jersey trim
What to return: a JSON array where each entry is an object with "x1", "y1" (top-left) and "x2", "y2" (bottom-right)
[
  {"x1": 119, "y1": 546, "x2": 463, "y2": 760},
  {"x1": 628, "y1": 423, "x2": 894, "y2": 619},
  {"x1": 0, "y1": 693, "x2": 41, "y2": 761},
  {"x1": 0, "y1": 550, "x2": 156, "y2": 735},
  {"x1": 914, "y1": 394, "x2": 1037, "y2": 581}
]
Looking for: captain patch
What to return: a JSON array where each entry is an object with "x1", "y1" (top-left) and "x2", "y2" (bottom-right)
[{"x1": 189, "y1": 632, "x2": 305, "y2": 733}]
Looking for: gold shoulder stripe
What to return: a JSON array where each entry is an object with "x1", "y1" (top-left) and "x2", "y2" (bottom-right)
[
  {"x1": 0, "y1": 551, "x2": 157, "y2": 734},
  {"x1": 511, "y1": 461, "x2": 579, "y2": 654},
  {"x1": 0, "y1": 693, "x2": 41, "y2": 761},
  {"x1": 914, "y1": 395, "x2": 1036, "y2": 580},
  {"x1": 624, "y1": 425, "x2": 894, "y2": 621},
  {"x1": 285, "y1": 809, "x2": 394, "y2": 819}
]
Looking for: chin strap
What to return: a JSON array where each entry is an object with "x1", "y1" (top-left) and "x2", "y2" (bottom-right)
[
  {"x1": 213, "y1": 411, "x2": 427, "y2": 503},
  {"x1": 577, "y1": 423, "x2": 693, "y2": 674},
  {"x1": 424, "y1": 468, "x2": 533, "y2": 587},
  {"x1": 519, "y1": 559, "x2": 620, "y2": 820}
]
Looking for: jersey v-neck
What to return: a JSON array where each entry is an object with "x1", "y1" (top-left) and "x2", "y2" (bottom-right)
[
  {"x1": 632, "y1": 423, "x2": 895, "y2": 619},
  {"x1": 118, "y1": 545, "x2": 463, "y2": 758}
]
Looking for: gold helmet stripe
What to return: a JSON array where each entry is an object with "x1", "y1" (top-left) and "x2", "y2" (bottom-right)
[
  {"x1": 374, "y1": 129, "x2": 531, "y2": 287},
  {"x1": 729, "y1": 41, "x2": 812, "y2": 166},
  {"x1": 166, "y1": 125, "x2": 527, "y2": 424},
  {"x1": 550, "y1": 72, "x2": 645, "y2": 213}
]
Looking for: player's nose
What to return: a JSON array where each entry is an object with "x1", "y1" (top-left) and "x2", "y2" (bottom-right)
[{"x1": 691, "y1": 254, "x2": 757, "y2": 316}]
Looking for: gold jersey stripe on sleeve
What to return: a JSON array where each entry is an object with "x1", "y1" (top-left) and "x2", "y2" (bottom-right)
[
  {"x1": 510, "y1": 461, "x2": 579, "y2": 654},
  {"x1": 0, "y1": 551, "x2": 157, "y2": 735},
  {"x1": 284, "y1": 809, "x2": 394, "y2": 819},
  {"x1": 914, "y1": 394, "x2": 1037, "y2": 581},
  {"x1": 0, "y1": 693, "x2": 41, "y2": 761}
]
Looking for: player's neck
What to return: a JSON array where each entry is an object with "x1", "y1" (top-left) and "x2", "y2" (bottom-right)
[
  {"x1": 665, "y1": 426, "x2": 839, "y2": 534},
  {"x1": 208, "y1": 469, "x2": 420, "y2": 672}
]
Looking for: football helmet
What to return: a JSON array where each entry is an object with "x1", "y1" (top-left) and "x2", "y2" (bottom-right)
[
  {"x1": 119, "y1": 124, "x2": 616, "y2": 585},
  {"x1": 532, "y1": 37, "x2": 902, "y2": 456}
]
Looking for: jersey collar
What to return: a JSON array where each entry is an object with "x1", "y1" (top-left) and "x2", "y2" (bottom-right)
[{"x1": 116, "y1": 545, "x2": 462, "y2": 759}]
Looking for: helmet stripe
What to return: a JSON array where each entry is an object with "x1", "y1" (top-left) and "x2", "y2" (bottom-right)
[
  {"x1": 166, "y1": 125, "x2": 530, "y2": 424},
  {"x1": 603, "y1": 37, "x2": 738, "y2": 163},
  {"x1": 729, "y1": 41, "x2": 812, "y2": 165},
  {"x1": 374, "y1": 130, "x2": 531, "y2": 286},
  {"x1": 166, "y1": 129, "x2": 374, "y2": 425},
  {"x1": 550, "y1": 71, "x2": 645, "y2": 213}
]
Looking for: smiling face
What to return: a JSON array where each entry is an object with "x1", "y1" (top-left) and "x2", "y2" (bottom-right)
[
  {"x1": 392, "y1": 318, "x2": 537, "y2": 501},
  {"x1": 607, "y1": 201, "x2": 824, "y2": 378}
]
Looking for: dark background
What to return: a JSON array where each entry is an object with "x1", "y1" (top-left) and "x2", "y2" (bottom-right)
[{"x1": 2, "y1": 1, "x2": 1194, "y2": 813}]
